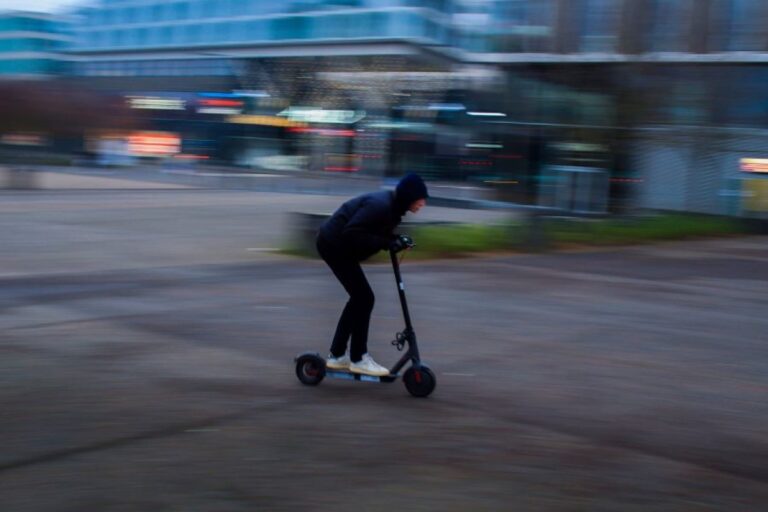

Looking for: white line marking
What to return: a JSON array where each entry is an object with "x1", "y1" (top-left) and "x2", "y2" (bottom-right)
[{"x1": 443, "y1": 372, "x2": 476, "y2": 377}]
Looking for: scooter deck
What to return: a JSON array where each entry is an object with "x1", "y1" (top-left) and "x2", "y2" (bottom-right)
[{"x1": 325, "y1": 369, "x2": 398, "y2": 383}]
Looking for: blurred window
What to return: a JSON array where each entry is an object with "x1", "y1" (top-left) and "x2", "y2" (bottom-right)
[
  {"x1": 89, "y1": 10, "x2": 104, "y2": 27},
  {"x1": 213, "y1": 0, "x2": 226, "y2": 17},
  {"x1": 124, "y1": 6, "x2": 137, "y2": 24},
  {"x1": 313, "y1": 14, "x2": 340, "y2": 39},
  {"x1": 718, "y1": 0, "x2": 764, "y2": 51},
  {"x1": 200, "y1": 23, "x2": 214, "y2": 43},
  {"x1": 106, "y1": 8, "x2": 119, "y2": 26},
  {"x1": 648, "y1": 0, "x2": 688, "y2": 52},
  {"x1": 146, "y1": 27, "x2": 160, "y2": 46},
  {"x1": 113, "y1": 30, "x2": 125, "y2": 47},
  {"x1": 160, "y1": 3, "x2": 175, "y2": 21},
  {"x1": 383, "y1": 11, "x2": 421, "y2": 38},
  {"x1": 124, "y1": 28, "x2": 138, "y2": 46},
  {"x1": 214, "y1": 22, "x2": 231, "y2": 42},
  {"x1": 94, "y1": 10, "x2": 106, "y2": 26},
  {"x1": 490, "y1": 0, "x2": 554, "y2": 52},
  {"x1": 149, "y1": 4, "x2": 160, "y2": 22},
  {"x1": 278, "y1": 16, "x2": 309, "y2": 39},
  {"x1": 134, "y1": 5, "x2": 150, "y2": 23},
  {"x1": 424, "y1": 17, "x2": 438, "y2": 41},
  {"x1": 28, "y1": 18, "x2": 46, "y2": 32},
  {"x1": 230, "y1": 20, "x2": 248, "y2": 41},
  {"x1": 408, "y1": 11, "x2": 425, "y2": 37},
  {"x1": 370, "y1": 12, "x2": 387, "y2": 37},
  {"x1": 202, "y1": 0, "x2": 217, "y2": 19},
  {"x1": 221, "y1": 0, "x2": 238, "y2": 17},
  {"x1": 172, "y1": 2, "x2": 188, "y2": 20},
  {"x1": 405, "y1": 0, "x2": 449, "y2": 12},
  {"x1": 245, "y1": 19, "x2": 268, "y2": 41},
  {"x1": 114, "y1": 7, "x2": 129, "y2": 25},
  {"x1": 460, "y1": 29, "x2": 488, "y2": 52},
  {"x1": 169, "y1": 25, "x2": 182, "y2": 45},
  {"x1": 159, "y1": 26, "x2": 173, "y2": 46},
  {"x1": 713, "y1": 66, "x2": 768, "y2": 126},
  {"x1": 348, "y1": 12, "x2": 383, "y2": 38},
  {"x1": 242, "y1": 0, "x2": 266, "y2": 15},
  {"x1": 184, "y1": 24, "x2": 201, "y2": 44},
  {"x1": 89, "y1": 31, "x2": 103, "y2": 47},
  {"x1": 579, "y1": 0, "x2": 620, "y2": 52},
  {"x1": 133, "y1": 28, "x2": 146, "y2": 46}
]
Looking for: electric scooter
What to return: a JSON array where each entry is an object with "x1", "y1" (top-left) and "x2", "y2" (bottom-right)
[{"x1": 295, "y1": 235, "x2": 436, "y2": 398}]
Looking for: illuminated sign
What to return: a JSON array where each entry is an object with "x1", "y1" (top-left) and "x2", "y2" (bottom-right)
[
  {"x1": 740, "y1": 158, "x2": 768, "y2": 174},
  {"x1": 1, "y1": 133, "x2": 46, "y2": 146},
  {"x1": 127, "y1": 131, "x2": 181, "y2": 157},
  {"x1": 128, "y1": 96, "x2": 186, "y2": 111},
  {"x1": 278, "y1": 107, "x2": 365, "y2": 124},
  {"x1": 227, "y1": 115, "x2": 307, "y2": 128},
  {"x1": 290, "y1": 127, "x2": 356, "y2": 137},
  {"x1": 197, "y1": 93, "x2": 244, "y2": 115},
  {"x1": 232, "y1": 90, "x2": 270, "y2": 98}
]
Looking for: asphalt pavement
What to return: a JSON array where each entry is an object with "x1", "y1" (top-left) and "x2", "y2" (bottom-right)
[{"x1": 1, "y1": 184, "x2": 767, "y2": 511}]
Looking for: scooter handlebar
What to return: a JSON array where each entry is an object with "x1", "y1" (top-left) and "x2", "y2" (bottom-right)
[{"x1": 390, "y1": 234, "x2": 415, "y2": 253}]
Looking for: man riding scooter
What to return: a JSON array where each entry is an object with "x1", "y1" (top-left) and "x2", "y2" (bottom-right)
[{"x1": 316, "y1": 173, "x2": 428, "y2": 376}]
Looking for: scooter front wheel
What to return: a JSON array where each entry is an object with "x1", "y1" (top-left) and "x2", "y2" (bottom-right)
[
  {"x1": 403, "y1": 365, "x2": 436, "y2": 398},
  {"x1": 295, "y1": 353, "x2": 326, "y2": 386}
]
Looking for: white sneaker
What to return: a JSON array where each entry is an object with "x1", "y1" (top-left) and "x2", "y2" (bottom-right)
[
  {"x1": 326, "y1": 354, "x2": 350, "y2": 370},
  {"x1": 349, "y1": 353, "x2": 390, "y2": 377}
]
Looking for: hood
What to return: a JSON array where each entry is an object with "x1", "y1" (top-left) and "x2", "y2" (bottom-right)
[{"x1": 395, "y1": 173, "x2": 429, "y2": 214}]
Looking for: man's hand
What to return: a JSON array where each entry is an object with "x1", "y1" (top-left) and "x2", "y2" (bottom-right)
[{"x1": 389, "y1": 234, "x2": 415, "y2": 253}]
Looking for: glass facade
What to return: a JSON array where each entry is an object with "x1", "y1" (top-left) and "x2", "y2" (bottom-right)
[
  {"x1": 65, "y1": 1, "x2": 768, "y2": 78},
  {"x1": 76, "y1": 58, "x2": 234, "y2": 77},
  {"x1": 71, "y1": 0, "x2": 452, "y2": 53},
  {"x1": 0, "y1": 14, "x2": 70, "y2": 76}
]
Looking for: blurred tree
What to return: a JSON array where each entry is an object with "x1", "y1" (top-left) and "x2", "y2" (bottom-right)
[{"x1": 0, "y1": 81, "x2": 140, "y2": 137}]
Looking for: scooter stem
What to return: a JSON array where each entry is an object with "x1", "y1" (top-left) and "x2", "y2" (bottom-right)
[{"x1": 390, "y1": 249, "x2": 413, "y2": 331}]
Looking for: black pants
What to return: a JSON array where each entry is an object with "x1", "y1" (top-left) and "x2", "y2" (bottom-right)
[{"x1": 317, "y1": 237, "x2": 374, "y2": 362}]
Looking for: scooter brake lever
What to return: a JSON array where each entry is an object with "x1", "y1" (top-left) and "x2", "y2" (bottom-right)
[{"x1": 391, "y1": 331, "x2": 407, "y2": 351}]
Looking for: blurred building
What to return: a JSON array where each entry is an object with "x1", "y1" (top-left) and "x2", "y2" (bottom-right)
[
  {"x1": 67, "y1": 0, "x2": 458, "y2": 87},
  {"x1": 59, "y1": 0, "x2": 768, "y2": 215},
  {"x1": 64, "y1": 1, "x2": 474, "y2": 171},
  {"x1": 0, "y1": 11, "x2": 71, "y2": 78}
]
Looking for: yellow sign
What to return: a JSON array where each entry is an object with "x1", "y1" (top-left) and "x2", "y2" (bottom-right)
[
  {"x1": 227, "y1": 115, "x2": 307, "y2": 128},
  {"x1": 743, "y1": 179, "x2": 768, "y2": 212}
]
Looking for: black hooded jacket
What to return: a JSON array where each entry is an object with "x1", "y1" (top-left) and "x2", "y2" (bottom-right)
[
  {"x1": 318, "y1": 190, "x2": 402, "y2": 261},
  {"x1": 318, "y1": 174, "x2": 428, "y2": 261}
]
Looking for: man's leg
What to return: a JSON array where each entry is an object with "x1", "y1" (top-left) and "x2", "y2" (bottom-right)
[
  {"x1": 330, "y1": 299, "x2": 354, "y2": 358},
  {"x1": 326, "y1": 258, "x2": 374, "y2": 362}
]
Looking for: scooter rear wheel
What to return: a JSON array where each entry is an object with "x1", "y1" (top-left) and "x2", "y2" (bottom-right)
[
  {"x1": 295, "y1": 354, "x2": 325, "y2": 386},
  {"x1": 403, "y1": 365, "x2": 436, "y2": 397}
]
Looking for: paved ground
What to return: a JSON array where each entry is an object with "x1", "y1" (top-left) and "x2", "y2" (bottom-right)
[
  {"x1": 1, "y1": 187, "x2": 767, "y2": 511},
  {"x1": 0, "y1": 188, "x2": 508, "y2": 277}
]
